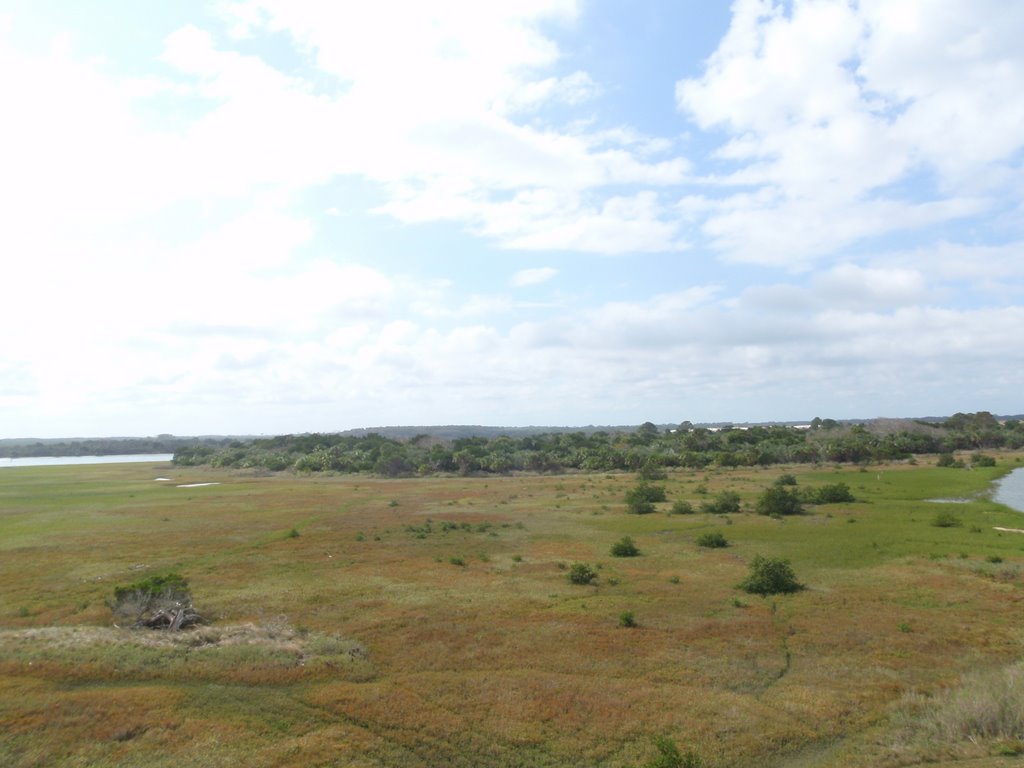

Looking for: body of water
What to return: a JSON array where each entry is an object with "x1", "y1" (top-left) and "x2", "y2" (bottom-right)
[
  {"x1": 0, "y1": 454, "x2": 174, "y2": 469},
  {"x1": 993, "y1": 466, "x2": 1024, "y2": 513}
]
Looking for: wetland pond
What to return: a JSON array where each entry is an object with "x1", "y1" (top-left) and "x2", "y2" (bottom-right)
[
  {"x1": 0, "y1": 454, "x2": 173, "y2": 468},
  {"x1": 994, "y1": 466, "x2": 1024, "y2": 512}
]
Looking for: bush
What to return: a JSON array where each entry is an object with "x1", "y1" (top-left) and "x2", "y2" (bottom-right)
[
  {"x1": 638, "y1": 462, "x2": 668, "y2": 481},
  {"x1": 626, "y1": 483, "x2": 667, "y2": 506},
  {"x1": 738, "y1": 555, "x2": 803, "y2": 596},
  {"x1": 567, "y1": 562, "x2": 598, "y2": 585},
  {"x1": 696, "y1": 531, "x2": 729, "y2": 548},
  {"x1": 756, "y1": 486, "x2": 803, "y2": 516},
  {"x1": 972, "y1": 453, "x2": 997, "y2": 467},
  {"x1": 107, "y1": 572, "x2": 193, "y2": 623},
  {"x1": 627, "y1": 499, "x2": 657, "y2": 515},
  {"x1": 644, "y1": 736, "x2": 703, "y2": 768},
  {"x1": 932, "y1": 511, "x2": 963, "y2": 528},
  {"x1": 618, "y1": 610, "x2": 637, "y2": 628},
  {"x1": 610, "y1": 536, "x2": 640, "y2": 557},
  {"x1": 937, "y1": 453, "x2": 965, "y2": 468},
  {"x1": 699, "y1": 490, "x2": 741, "y2": 514},
  {"x1": 775, "y1": 474, "x2": 798, "y2": 486},
  {"x1": 669, "y1": 500, "x2": 695, "y2": 515},
  {"x1": 811, "y1": 482, "x2": 855, "y2": 504}
]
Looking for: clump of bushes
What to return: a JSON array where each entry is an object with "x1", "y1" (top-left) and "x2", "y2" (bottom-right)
[
  {"x1": 756, "y1": 486, "x2": 803, "y2": 516},
  {"x1": 738, "y1": 555, "x2": 804, "y2": 595},
  {"x1": 809, "y1": 482, "x2": 856, "y2": 504},
  {"x1": 699, "y1": 490, "x2": 741, "y2": 514},
  {"x1": 972, "y1": 453, "x2": 996, "y2": 467},
  {"x1": 567, "y1": 562, "x2": 598, "y2": 585},
  {"x1": 610, "y1": 536, "x2": 640, "y2": 557},
  {"x1": 937, "y1": 453, "x2": 966, "y2": 468},
  {"x1": 625, "y1": 483, "x2": 666, "y2": 514},
  {"x1": 618, "y1": 610, "x2": 637, "y2": 628}
]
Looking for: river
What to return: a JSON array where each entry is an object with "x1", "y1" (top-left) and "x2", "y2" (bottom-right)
[{"x1": 0, "y1": 454, "x2": 174, "y2": 469}]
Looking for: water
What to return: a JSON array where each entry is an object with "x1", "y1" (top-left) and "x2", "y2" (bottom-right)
[
  {"x1": 0, "y1": 454, "x2": 174, "y2": 469},
  {"x1": 994, "y1": 467, "x2": 1024, "y2": 513}
]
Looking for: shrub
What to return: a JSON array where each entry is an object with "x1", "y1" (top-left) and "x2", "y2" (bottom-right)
[
  {"x1": 937, "y1": 453, "x2": 965, "y2": 468},
  {"x1": 774, "y1": 474, "x2": 798, "y2": 486},
  {"x1": 567, "y1": 562, "x2": 598, "y2": 585},
  {"x1": 625, "y1": 483, "x2": 667, "y2": 510},
  {"x1": 627, "y1": 499, "x2": 657, "y2": 515},
  {"x1": 972, "y1": 453, "x2": 997, "y2": 467},
  {"x1": 756, "y1": 486, "x2": 803, "y2": 516},
  {"x1": 107, "y1": 572, "x2": 193, "y2": 623},
  {"x1": 696, "y1": 531, "x2": 729, "y2": 548},
  {"x1": 932, "y1": 511, "x2": 963, "y2": 528},
  {"x1": 638, "y1": 462, "x2": 668, "y2": 481},
  {"x1": 618, "y1": 611, "x2": 637, "y2": 628},
  {"x1": 738, "y1": 555, "x2": 804, "y2": 596},
  {"x1": 644, "y1": 736, "x2": 703, "y2": 768},
  {"x1": 610, "y1": 536, "x2": 640, "y2": 557},
  {"x1": 699, "y1": 490, "x2": 741, "y2": 514},
  {"x1": 812, "y1": 482, "x2": 856, "y2": 504},
  {"x1": 669, "y1": 500, "x2": 694, "y2": 515}
]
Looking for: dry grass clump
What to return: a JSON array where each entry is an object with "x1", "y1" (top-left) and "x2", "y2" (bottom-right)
[
  {"x1": 892, "y1": 662, "x2": 1024, "y2": 760},
  {"x1": 0, "y1": 619, "x2": 372, "y2": 685}
]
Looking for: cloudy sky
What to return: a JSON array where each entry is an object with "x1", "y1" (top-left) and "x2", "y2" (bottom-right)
[{"x1": 2, "y1": 0, "x2": 1023, "y2": 438}]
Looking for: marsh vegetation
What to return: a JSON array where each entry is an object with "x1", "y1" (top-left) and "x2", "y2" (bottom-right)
[{"x1": 1, "y1": 453, "x2": 1024, "y2": 766}]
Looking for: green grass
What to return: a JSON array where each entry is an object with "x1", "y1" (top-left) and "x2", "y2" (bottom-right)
[{"x1": 1, "y1": 458, "x2": 1023, "y2": 767}]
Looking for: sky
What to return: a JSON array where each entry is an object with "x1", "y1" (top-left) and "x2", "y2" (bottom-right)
[{"x1": 2, "y1": 0, "x2": 1023, "y2": 438}]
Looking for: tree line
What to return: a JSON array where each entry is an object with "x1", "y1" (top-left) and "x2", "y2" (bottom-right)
[
  {"x1": 0, "y1": 435, "x2": 235, "y2": 459},
  {"x1": 171, "y1": 412, "x2": 1024, "y2": 476}
]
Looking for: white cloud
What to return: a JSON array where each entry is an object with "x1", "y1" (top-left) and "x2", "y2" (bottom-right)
[
  {"x1": 675, "y1": 0, "x2": 1024, "y2": 265},
  {"x1": 512, "y1": 267, "x2": 558, "y2": 287},
  {"x1": 197, "y1": 1, "x2": 689, "y2": 253}
]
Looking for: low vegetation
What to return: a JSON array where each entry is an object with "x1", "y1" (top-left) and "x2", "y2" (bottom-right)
[{"x1": 1, "y1": 447, "x2": 1023, "y2": 767}]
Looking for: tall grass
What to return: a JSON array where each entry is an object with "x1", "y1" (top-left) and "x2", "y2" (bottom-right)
[{"x1": 895, "y1": 661, "x2": 1024, "y2": 758}]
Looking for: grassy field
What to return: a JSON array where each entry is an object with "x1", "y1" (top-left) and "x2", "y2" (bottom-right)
[{"x1": 1, "y1": 457, "x2": 1024, "y2": 767}]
